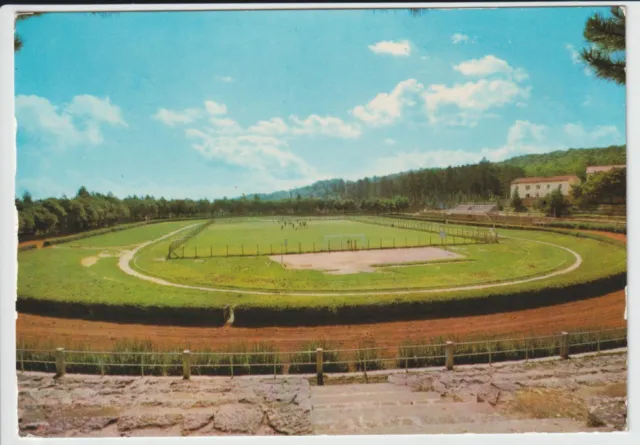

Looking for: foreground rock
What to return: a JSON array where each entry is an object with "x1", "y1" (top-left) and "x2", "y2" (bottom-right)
[
  {"x1": 17, "y1": 374, "x2": 312, "y2": 437},
  {"x1": 17, "y1": 352, "x2": 626, "y2": 437}
]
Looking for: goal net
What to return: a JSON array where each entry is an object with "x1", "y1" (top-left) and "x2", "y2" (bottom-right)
[{"x1": 323, "y1": 234, "x2": 367, "y2": 250}]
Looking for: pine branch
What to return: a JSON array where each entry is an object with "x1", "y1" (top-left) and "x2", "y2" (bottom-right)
[
  {"x1": 14, "y1": 34, "x2": 23, "y2": 52},
  {"x1": 580, "y1": 47, "x2": 626, "y2": 85},
  {"x1": 583, "y1": 9, "x2": 625, "y2": 51}
]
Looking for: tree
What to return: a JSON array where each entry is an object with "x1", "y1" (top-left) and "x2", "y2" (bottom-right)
[
  {"x1": 543, "y1": 189, "x2": 571, "y2": 218},
  {"x1": 76, "y1": 186, "x2": 91, "y2": 199},
  {"x1": 575, "y1": 168, "x2": 626, "y2": 206},
  {"x1": 15, "y1": 12, "x2": 113, "y2": 52},
  {"x1": 510, "y1": 189, "x2": 525, "y2": 212},
  {"x1": 14, "y1": 13, "x2": 43, "y2": 52},
  {"x1": 22, "y1": 190, "x2": 33, "y2": 206},
  {"x1": 580, "y1": 6, "x2": 625, "y2": 85}
]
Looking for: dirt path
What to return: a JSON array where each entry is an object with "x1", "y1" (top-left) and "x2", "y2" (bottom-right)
[
  {"x1": 16, "y1": 290, "x2": 626, "y2": 351},
  {"x1": 17, "y1": 351, "x2": 627, "y2": 437}
]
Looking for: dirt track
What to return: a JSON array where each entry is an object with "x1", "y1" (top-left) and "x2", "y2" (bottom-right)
[
  {"x1": 16, "y1": 290, "x2": 626, "y2": 351},
  {"x1": 16, "y1": 231, "x2": 626, "y2": 351}
]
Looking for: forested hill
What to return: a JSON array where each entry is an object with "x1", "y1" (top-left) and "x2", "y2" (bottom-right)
[
  {"x1": 254, "y1": 145, "x2": 626, "y2": 201},
  {"x1": 499, "y1": 145, "x2": 626, "y2": 178}
]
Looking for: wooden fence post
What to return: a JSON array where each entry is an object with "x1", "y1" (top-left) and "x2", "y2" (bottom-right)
[
  {"x1": 316, "y1": 348, "x2": 324, "y2": 386},
  {"x1": 182, "y1": 350, "x2": 191, "y2": 380},
  {"x1": 560, "y1": 332, "x2": 569, "y2": 359},
  {"x1": 445, "y1": 341, "x2": 454, "y2": 370},
  {"x1": 55, "y1": 347, "x2": 65, "y2": 378}
]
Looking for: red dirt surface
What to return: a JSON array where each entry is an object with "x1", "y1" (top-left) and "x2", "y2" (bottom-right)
[
  {"x1": 15, "y1": 231, "x2": 627, "y2": 351},
  {"x1": 582, "y1": 230, "x2": 627, "y2": 243},
  {"x1": 18, "y1": 239, "x2": 46, "y2": 249},
  {"x1": 16, "y1": 290, "x2": 626, "y2": 351}
]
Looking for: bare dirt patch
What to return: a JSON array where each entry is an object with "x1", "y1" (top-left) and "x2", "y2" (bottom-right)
[
  {"x1": 271, "y1": 247, "x2": 464, "y2": 274},
  {"x1": 81, "y1": 252, "x2": 116, "y2": 268},
  {"x1": 81, "y1": 257, "x2": 99, "y2": 268}
]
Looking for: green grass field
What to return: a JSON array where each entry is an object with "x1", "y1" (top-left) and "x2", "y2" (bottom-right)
[
  {"x1": 68, "y1": 220, "x2": 203, "y2": 247},
  {"x1": 134, "y1": 219, "x2": 574, "y2": 291},
  {"x1": 178, "y1": 217, "x2": 483, "y2": 257},
  {"x1": 17, "y1": 217, "x2": 626, "y2": 316}
]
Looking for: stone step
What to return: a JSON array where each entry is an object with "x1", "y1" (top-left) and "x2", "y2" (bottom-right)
[{"x1": 313, "y1": 418, "x2": 609, "y2": 435}]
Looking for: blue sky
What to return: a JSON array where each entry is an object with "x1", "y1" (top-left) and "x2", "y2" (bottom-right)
[{"x1": 15, "y1": 7, "x2": 626, "y2": 200}]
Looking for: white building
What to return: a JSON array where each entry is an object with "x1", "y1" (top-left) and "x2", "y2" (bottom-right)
[
  {"x1": 586, "y1": 165, "x2": 625, "y2": 176},
  {"x1": 510, "y1": 175, "x2": 581, "y2": 199}
]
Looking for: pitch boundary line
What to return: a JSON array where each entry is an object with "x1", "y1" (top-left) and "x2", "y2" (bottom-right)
[{"x1": 118, "y1": 225, "x2": 583, "y2": 297}]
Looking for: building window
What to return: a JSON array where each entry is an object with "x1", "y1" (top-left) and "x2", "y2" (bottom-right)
[
  {"x1": 526, "y1": 193, "x2": 530, "y2": 198},
  {"x1": 558, "y1": 184, "x2": 562, "y2": 190},
  {"x1": 525, "y1": 185, "x2": 531, "y2": 190},
  {"x1": 547, "y1": 184, "x2": 550, "y2": 189}
]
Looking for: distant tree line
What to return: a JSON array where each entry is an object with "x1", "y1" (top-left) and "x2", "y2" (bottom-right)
[
  {"x1": 255, "y1": 146, "x2": 626, "y2": 208},
  {"x1": 15, "y1": 186, "x2": 411, "y2": 238},
  {"x1": 16, "y1": 146, "x2": 627, "y2": 237}
]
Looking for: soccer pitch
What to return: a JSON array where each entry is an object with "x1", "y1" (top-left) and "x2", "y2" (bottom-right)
[{"x1": 179, "y1": 218, "x2": 473, "y2": 257}]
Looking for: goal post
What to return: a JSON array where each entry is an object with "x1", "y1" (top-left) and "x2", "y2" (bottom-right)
[{"x1": 323, "y1": 233, "x2": 367, "y2": 251}]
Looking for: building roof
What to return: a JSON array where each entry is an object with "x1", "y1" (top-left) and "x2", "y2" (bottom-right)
[
  {"x1": 586, "y1": 165, "x2": 626, "y2": 174},
  {"x1": 511, "y1": 175, "x2": 580, "y2": 185}
]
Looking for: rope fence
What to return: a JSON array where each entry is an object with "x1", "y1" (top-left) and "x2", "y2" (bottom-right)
[{"x1": 16, "y1": 327, "x2": 626, "y2": 384}]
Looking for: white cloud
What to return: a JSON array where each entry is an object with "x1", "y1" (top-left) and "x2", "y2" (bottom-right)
[
  {"x1": 204, "y1": 100, "x2": 228, "y2": 116},
  {"x1": 16, "y1": 94, "x2": 126, "y2": 148},
  {"x1": 368, "y1": 40, "x2": 411, "y2": 56},
  {"x1": 422, "y1": 55, "x2": 531, "y2": 127},
  {"x1": 209, "y1": 117, "x2": 243, "y2": 134},
  {"x1": 65, "y1": 95, "x2": 127, "y2": 126},
  {"x1": 454, "y1": 55, "x2": 528, "y2": 81},
  {"x1": 217, "y1": 76, "x2": 234, "y2": 83},
  {"x1": 507, "y1": 120, "x2": 546, "y2": 145},
  {"x1": 424, "y1": 78, "x2": 531, "y2": 127},
  {"x1": 248, "y1": 117, "x2": 289, "y2": 136},
  {"x1": 350, "y1": 79, "x2": 425, "y2": 126},
  {"x1": 289, "y1": 114, "x2": 361, "y2": 138},
  {"x1": 565, "y1": 43, "x2": 581, "y2": 65},
  {"x1": 451, "y1": 33, "x2": 470, "y2": 44},
  {"x1": 153, "y1": 108, "x2": 201, "y2": 126},
  {"x1": 564, "y1": 122, "x2": 620, "y2": 142},
  {"x1": 384, "y1": 138, "x2": 396, "y2": 146},
  {"x1": 185, "y1": 128, "x2": 316, "y2": 177}
]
